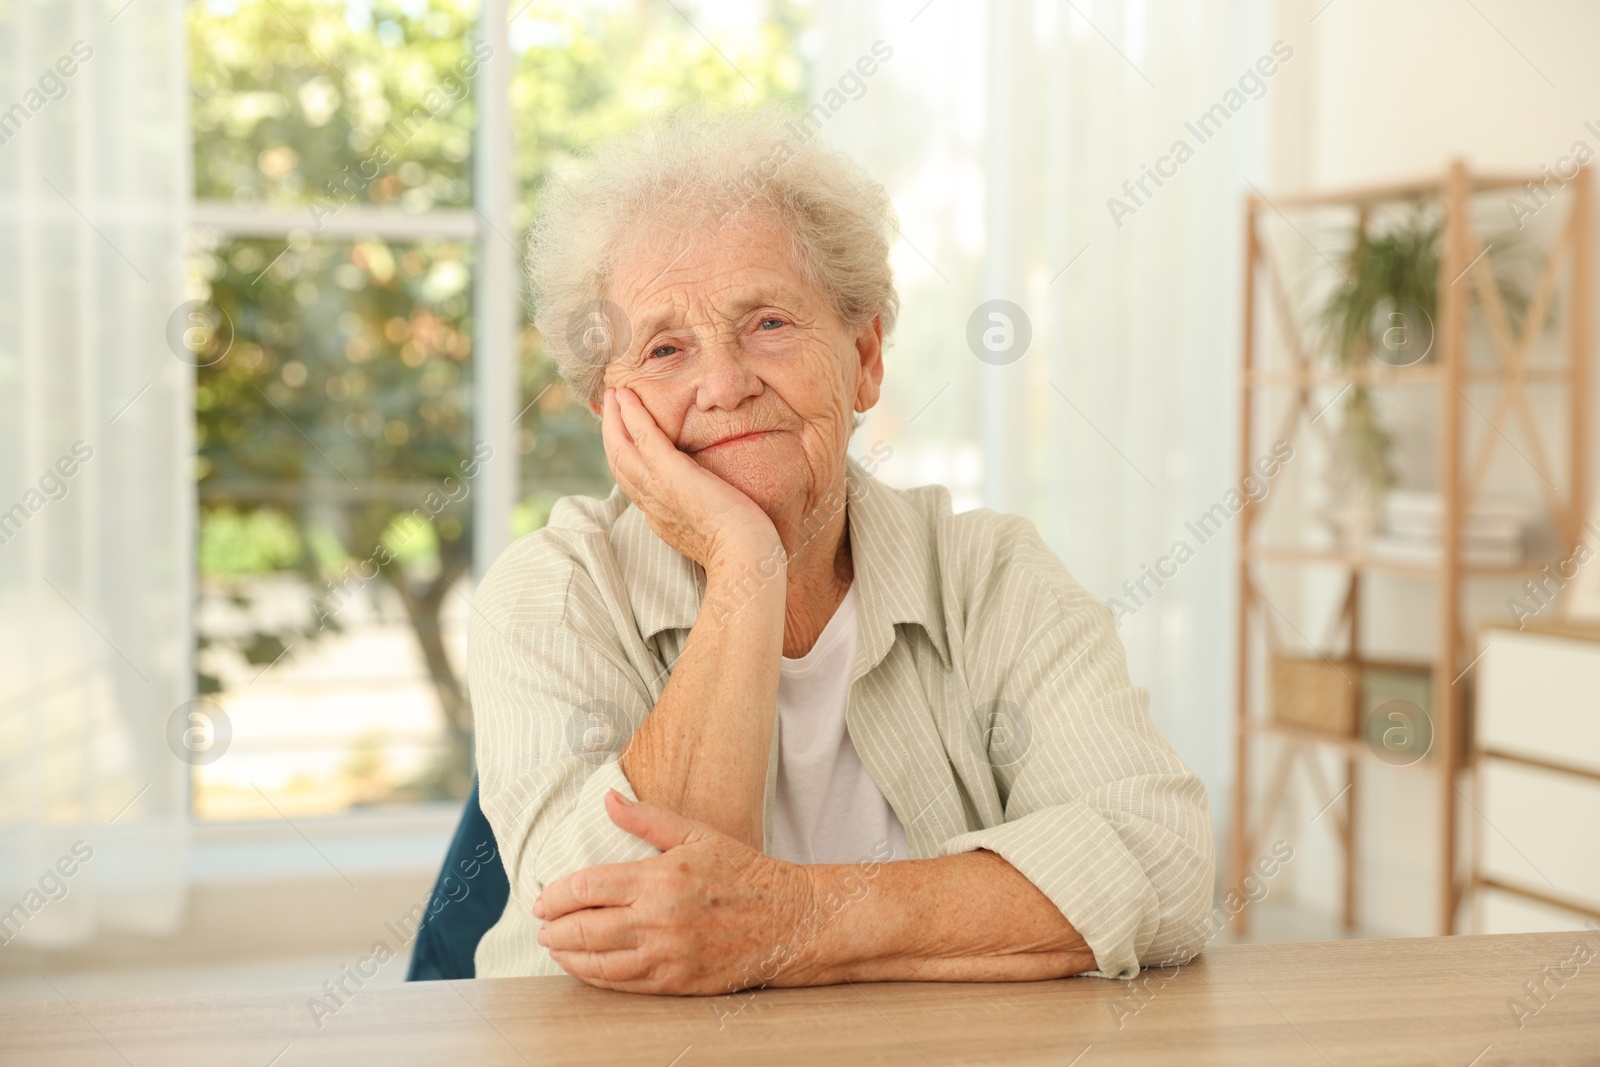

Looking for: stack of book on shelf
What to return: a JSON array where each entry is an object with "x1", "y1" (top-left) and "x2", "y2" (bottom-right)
[{"x1": 1369, "y1": 489, "x2": 1531, "y2": 565}]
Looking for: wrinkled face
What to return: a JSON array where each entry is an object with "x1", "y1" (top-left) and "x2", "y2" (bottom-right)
[{"x1": 595, "y1": 212, "x2": 883, "y2": 517}]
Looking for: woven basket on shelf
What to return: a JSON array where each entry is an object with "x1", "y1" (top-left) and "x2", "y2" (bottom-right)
[{"x1": 1270, "y1": 654, "x2": 1360, "y2": 736}]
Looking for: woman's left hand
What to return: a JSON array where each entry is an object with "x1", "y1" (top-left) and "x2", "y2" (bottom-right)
[{"x1": 535, "y1": 789, "x2": 819, "y2": 995}]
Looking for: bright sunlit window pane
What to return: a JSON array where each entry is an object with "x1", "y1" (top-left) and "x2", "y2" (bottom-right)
[{"x1": 190, "y1": 234, "x2": 476, "y2": 820}]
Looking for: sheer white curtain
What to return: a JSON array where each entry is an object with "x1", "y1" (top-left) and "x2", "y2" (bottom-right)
[
  {"x1": 818, "y1": 0, "x2": 1272, "y2": 831},
  {"x1": 0, "y1": 0, "x2": 190, "y2": 945}
]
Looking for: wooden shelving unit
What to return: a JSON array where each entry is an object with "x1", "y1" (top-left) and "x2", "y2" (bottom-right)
[{"x1": 1231, "y1": 161, "x2": 1593, "y2": 936}]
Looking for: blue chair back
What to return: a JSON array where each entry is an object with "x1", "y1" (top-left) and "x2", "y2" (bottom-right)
[{"x1": 405, "y1": 779, "x2": 509, "y2": 981}]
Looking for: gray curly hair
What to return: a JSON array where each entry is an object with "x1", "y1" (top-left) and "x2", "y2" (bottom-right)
[{"x1": 525, "y1": 106, "x2": 900, "y2": 404}]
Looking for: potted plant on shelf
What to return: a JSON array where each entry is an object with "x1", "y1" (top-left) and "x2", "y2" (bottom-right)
[
  {"x1": 1315, "y1": 213, "x2": 1438, "y2": 547},
  {"x1": 1314, "y1": 211, "x2": 1529, "y2": 548}
]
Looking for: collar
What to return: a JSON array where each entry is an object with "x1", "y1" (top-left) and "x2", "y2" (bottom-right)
[
  {"x1": 839, "y1": 454, "x2": 951, "y2": 678},
  {"x1": 611, "y1": 454, "x2": 951, "y2": 675}
]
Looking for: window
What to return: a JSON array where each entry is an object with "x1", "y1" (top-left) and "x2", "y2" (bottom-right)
[{"x1": 186, "y1": 0, "x2": 808, "y2": 820}]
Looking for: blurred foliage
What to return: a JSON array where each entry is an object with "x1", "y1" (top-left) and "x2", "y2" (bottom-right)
[
  {"x1": 188, "y1": 0, "x2": 809, "y2": 809},
  {"x1": 1318, "y1": 210, "x2": 1533, "y2": 498},
  {"x1": 198, "y1": 507, "x2": 304, "y2": 574},
  {"x1": 196, "y1": 237, "x2": 475, "y2": 486},
  {"x1": 505, "y1": 0, "x2": 811, "y2": 231},
  {"x1": 1322, "y1": 217, "x2": 1441, "y2": 371},
  {"x1": 191, "y1": 0, "x2": 478, "y2": 208},
  {"x1": 194, "y1": 234, "x2": 479, "y2": 796}
]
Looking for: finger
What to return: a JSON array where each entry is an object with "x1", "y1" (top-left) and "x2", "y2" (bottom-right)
[
  {"x1": 602, "y1": 387, "x2": 634, "y2": 445},
  {"x1": 539, "y1": 906, "x2": 640, "y2": 953},
  {"x1": 599, "y1": 389, "x2": 649, "y2": 492},
  {"x1": 548, "y1": 947, "x2": 653, "y2": 987},
  {"x1": 604, "y1": 788, "x2": 700, "y2": 853},
  {"x1": 536, "y1": 859, "x2": 641, "y2": 921},
  {"x1": 600, "y1": 388, "x2": 635, "y2": 454},
  {"x1": 612, "y1": 387, "x2": 678, "y2": 458}
]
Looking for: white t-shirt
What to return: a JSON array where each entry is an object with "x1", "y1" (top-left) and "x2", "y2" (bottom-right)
[{"x1": 770, "y1": 584, "x2": 911, "y2": 866}]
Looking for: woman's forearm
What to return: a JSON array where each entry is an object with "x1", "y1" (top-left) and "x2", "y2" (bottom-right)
[
  {"x1": 791, "y1": 850, "x2": 1097, "y2": 984},
  {"x1": 618, "y1": 551, "x2": 785, "y2": 849}
]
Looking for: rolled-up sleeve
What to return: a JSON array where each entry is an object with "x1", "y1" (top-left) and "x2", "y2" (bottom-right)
[
  {"x1": 469, "y1": 579, "x2": 662, "y2": 977},
  {"x1": 939, "y1": 574, "x2": 1215, "y2": 981}
]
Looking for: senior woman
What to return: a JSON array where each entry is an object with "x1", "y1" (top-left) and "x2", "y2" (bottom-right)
[{"x1": 469, "y1": 108, "x2": 1214, "y2": 994}]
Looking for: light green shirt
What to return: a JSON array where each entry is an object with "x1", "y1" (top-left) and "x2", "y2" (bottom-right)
[{"x1": 470, "y1": 455, "x2": 1215, "y2": 980}]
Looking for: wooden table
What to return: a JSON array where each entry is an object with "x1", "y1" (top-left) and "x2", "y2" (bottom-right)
[{"x1": 4, "y1": 932, "x2": 1596, "y2": 1065}]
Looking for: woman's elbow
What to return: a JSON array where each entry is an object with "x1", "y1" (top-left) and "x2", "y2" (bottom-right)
[{"x1": 1144, "y1": 827, "x2": 1217, "y2": 969}]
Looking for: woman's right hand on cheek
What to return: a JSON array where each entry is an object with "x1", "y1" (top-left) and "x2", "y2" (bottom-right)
[{"x1": 600, "y1": 386, "x2": 781, "y2": 572}]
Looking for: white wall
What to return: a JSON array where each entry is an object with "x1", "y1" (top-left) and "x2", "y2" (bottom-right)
[
  {"x1": 816, "y1": 0, "x2": 1274, "y2": 865},
  {"x1": 1298, "y1": 0, "x2": 1600, "y2": 185}
]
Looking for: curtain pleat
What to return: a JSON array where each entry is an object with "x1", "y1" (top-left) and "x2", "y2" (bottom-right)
[
  {"x1": 820, "y1": 0, "x2": 1270, "y2": 832},
  {"x1": 0, "y1": 0, "x2": 190, "y2": 946}
]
